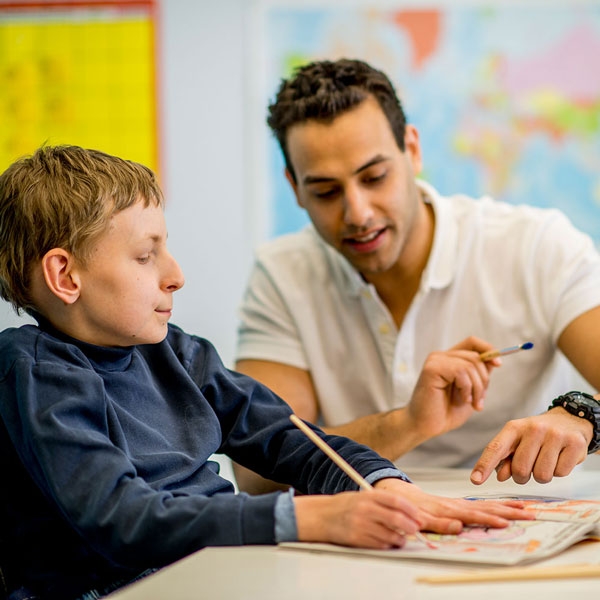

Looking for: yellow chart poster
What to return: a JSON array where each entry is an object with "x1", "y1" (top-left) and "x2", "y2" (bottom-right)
[{"x1": 0, "y1": 1, "x2": 159, "y2": 175}]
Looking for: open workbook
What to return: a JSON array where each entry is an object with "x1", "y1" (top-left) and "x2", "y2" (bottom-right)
[{"x1": 280, "y1": 497, "x2": 600, "y2": 566}]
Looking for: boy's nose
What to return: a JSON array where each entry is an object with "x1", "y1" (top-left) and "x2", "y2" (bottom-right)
[{"x1": 165, "y1": 255, "x2": 185, "y2": 291}]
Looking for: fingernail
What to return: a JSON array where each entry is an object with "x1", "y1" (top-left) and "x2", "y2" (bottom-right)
[{"x1": 471, "y1": 470, "x2": 482, "y2": 483}]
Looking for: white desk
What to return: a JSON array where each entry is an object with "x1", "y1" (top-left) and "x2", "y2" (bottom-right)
[{"x1": 107, "y1": 469, "x2": 599, "y2": 599}]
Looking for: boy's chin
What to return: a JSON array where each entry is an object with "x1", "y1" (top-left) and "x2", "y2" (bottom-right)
[
  {"x1": 148, "y1": 328, "x2": 170, "y2": 344},
  {"x1": 133, "y1": 326, "x2": 170, "y2": 346}
]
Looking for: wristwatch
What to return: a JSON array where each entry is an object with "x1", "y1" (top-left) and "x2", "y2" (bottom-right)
[{"x1": 548, "y1": 391, "x2": 600, "y2": 454}]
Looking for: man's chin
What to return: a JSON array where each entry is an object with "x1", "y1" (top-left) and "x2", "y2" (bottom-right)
[{"x1": 347, "y1": 255, "x2": 392, "y2": 277}]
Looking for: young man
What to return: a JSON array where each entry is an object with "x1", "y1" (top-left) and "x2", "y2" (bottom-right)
[
  {"x1": 234, "y1": 58, "x2": 600, "y2": 493},
  {"x1": 0, "y1": 145, "x2": 529, "y2": 600}
]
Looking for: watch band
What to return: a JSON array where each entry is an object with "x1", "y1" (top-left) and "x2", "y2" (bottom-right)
[{"x1": 548, "y1": 391, "x2": 600, "y2": 454}]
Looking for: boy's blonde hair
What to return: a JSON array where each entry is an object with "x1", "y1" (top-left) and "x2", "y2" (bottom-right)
[{"x1": 0, "y1": 145, "x2": 164, "y2": 315}]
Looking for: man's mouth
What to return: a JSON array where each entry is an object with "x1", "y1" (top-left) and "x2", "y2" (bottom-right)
[{"x1": 344, "y1": 228, "x2": 386, "y2": 252}]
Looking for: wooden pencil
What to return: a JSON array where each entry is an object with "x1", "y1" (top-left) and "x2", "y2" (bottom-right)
[{"x1": 416, "y1": 562, "x2": 600, "y2": 584}]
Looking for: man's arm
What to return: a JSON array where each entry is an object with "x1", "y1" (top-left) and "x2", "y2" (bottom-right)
[
  {"x1": 557, "y1": 306, "x2": 600, "y2": 390},
  {"x1": 234, "y1": 336, "x2": 500, "y2": 494},
  {"x1": 471, "y1": 306, "x2": 600, "y2": 485}
]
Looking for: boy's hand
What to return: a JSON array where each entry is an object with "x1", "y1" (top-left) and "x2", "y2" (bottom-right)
[
  {"x1": 293, "y1": 478, "x2": 533, "y2": 549},
  {"x1": 372, "y1": 478, "x2": 533, "y2": 534},
  {"x1": 294, "y1": 489, "x2": 422, "y2": 549}
]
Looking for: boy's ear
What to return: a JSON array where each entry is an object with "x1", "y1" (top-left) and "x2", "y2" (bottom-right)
[
  {"x1": 41, "y1": 249, "x2": 81, "y2": 305},
  {"x1": 284, "y1": 169, "x2": 303, "y2": 208}
]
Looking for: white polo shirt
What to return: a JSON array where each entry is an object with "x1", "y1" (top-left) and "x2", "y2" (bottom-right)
[{"x1": 236, "y1": 180, "x2": 600, "y2": 468}]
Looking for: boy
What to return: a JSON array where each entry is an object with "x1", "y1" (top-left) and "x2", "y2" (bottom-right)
[{"x1": 0, "y1": 145, "x2": 528, "y2": 600}]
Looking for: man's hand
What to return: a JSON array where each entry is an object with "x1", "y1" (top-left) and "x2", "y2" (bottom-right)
[
  {"x1": 235, "y1": 336, "x2": 501, "y2": 488},
  {"x1": 470, "y1": 408, "x2": 593, "y2": 485},
  {"x1": 407, "y1": 336, "x2": 501, "y2": 441}
]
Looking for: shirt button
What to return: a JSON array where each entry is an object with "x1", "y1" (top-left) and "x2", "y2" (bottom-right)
[
  {"x1": 397, "y1": 362, "x2": 408, "y2": 373},
  {"x1": 379, "y1": 323, "x2": 390, "y2": 334}
]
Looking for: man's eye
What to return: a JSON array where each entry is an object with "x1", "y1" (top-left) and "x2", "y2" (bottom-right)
[
  {"x1": 137, "y1": 255, "x2": 151, "y2": 264},
  {"x1": 364, "y1": 172, "x2": 386, "y2": 184},
  {"x1": 313, "y1": 188, "x2": 339, "y2": 199}
]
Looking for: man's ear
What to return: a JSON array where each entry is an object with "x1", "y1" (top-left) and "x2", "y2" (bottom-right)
[
  {"x1": 41, "y1": 249, "x2": 81, "y2": 305},
  {"x1": 404, "y1": 124, "x2": 423, "y2": 175},
  {"x1": 284, "y1": 169, "x2": 304, "y2": 209}
]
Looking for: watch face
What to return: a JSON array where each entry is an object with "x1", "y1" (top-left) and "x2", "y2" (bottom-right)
[{"x1": 570, "y1": 393, "x2": 599, "y2": 407}]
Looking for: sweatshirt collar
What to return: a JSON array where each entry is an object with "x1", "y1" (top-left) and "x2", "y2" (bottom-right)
[{"x1": 34, "y1": 313, "x2": 134, "y2": 370}]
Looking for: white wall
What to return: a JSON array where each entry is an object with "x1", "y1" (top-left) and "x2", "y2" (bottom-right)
[{"x1": 160, "y1": 0, "x2": 254, "y2": 367}]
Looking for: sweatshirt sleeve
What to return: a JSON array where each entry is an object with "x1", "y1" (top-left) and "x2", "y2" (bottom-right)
[{"x1": 183, "y1": 332, "x2": 410, "y2": 494}]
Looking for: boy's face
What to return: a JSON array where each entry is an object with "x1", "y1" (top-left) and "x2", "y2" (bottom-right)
[
  {"x1": 284, "y1": 96, "x2": 427, "y2": 278},
  {"x1": 72, "y1": 200, "x2": 185, "y2": 347}
]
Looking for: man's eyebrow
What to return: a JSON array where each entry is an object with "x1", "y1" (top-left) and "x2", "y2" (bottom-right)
[{"x1": 302, "y1": 154, "x2": 390, "y2": 185}]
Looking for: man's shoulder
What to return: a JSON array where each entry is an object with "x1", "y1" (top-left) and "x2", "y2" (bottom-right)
[
  {"x1": 439, "y1": 187, "x2": 568, "y2": 225},
  {"x1": 435, "y1": 189, "x2": 577, "y2": 240}
]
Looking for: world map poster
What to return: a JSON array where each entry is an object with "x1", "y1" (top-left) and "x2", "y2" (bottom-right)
[{"x1": 263, "y1": 3, "x2": 600, "y2": 241}]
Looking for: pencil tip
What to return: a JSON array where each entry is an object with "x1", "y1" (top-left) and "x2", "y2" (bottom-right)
[{"x1": 521, "y1": 342, "x2": 534, "y2": 350}]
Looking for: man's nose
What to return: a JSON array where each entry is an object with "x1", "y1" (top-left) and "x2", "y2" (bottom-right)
[{"x1": 343, "y1": 187, "x2": 374, "y2": 226}]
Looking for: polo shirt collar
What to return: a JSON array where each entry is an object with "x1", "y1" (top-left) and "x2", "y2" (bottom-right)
[{"x1": 418, "y1": 179, "x2": 458, "y2": 292}]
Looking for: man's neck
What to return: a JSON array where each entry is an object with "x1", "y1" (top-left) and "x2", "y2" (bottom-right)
[{"x1": 365, "y1": 201, "x2": 435, "y2": 329}]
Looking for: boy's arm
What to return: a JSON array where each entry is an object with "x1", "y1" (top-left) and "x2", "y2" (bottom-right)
[
  {"x1": 234, "y1": 335, "x2": 499, "y2": 493},
  {"x1": 232, "y1": 361, "x2": 316, "y2": 494}
]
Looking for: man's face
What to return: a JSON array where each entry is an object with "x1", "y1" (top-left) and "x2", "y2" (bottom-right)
[
  {"x1": 72, "y1": 200, "x2": 185, "y2": 347},
  {"x1": 285, "y1": 96, "x2": 425, "y2": 278}
]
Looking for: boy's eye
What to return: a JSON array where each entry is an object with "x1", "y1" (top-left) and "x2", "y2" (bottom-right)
[{"x1": 137, "y1": 255, "x2": 151, "y2": 264}]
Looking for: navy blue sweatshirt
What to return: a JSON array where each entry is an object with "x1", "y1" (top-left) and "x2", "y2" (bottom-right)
[{"x1": 0, "y1": 321, "x2": 404, "y2": 599}]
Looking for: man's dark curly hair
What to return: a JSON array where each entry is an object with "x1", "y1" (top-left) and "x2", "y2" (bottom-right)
[{"x1": 267, "y1": 58, "x2": 408, "y2": 182}]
